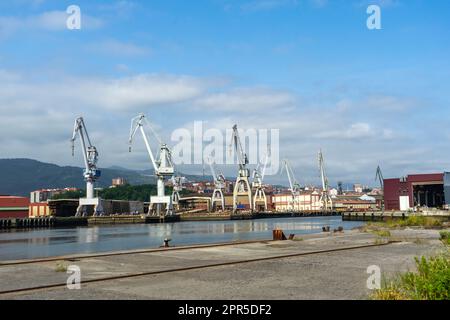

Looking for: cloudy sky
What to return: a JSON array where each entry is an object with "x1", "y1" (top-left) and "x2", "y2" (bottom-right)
[{"x1": 0, "y1": 0, "x2": 449, "y2": 188}]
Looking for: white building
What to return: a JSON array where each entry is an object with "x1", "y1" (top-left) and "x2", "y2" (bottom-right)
[{"x1": 272, "y1": 190, "x2": 322, "y2": 212}]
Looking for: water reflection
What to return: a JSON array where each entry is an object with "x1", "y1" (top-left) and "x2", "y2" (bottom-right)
[{"x1": 0, "y1": 217, "x2": 365, "y2": 261}]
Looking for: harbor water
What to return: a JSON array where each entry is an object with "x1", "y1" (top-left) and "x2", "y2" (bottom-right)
[{"x1": 0, "y1": 216, "x2": 365, "y2": 261}]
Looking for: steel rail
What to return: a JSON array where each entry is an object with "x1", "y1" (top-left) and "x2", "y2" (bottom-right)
[{"x1": 0, "y1": 239, "x2": 273, "y2": 266}]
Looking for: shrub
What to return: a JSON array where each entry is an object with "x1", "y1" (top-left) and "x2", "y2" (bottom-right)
[
  {"x1": 440, "y1": 231, "x2": 450, "y2": 246},
  {"x1": 372, "y1": 252, "x2": 450, "y2": 300}
]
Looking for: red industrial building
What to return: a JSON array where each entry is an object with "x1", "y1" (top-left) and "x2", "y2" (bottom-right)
[
  {"x1": 384, "y1": 173, "x2": 446, "y2": 211},
  {"x1": 0, "y1": 196, "x2": 30, "y2": 218}
]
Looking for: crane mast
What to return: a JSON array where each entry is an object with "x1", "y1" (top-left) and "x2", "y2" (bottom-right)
[
  {"x1": 281, "y1": 159, "x2": 300, "y2": 211},
  {"x1": 171, "y1": 175, "x2": 184, "y2": 206},
  {"x1": 71, "y1": 117, "x2": 103, "y2": 216},
  {"x1": 318, "y1": 149, "x2": 333, "y2": 211},
  {"x1": 375, "y1": 165, "x2": 384, "y2": 211},
  {"x1": 129, "y1": 113, "x2": 175, "y2": 216},
  {"x1": 252, "y1": 154, "x2": 268, "y2": 211},
  {"x1": 229, "y1": 125, "x2": 253, "y2": 212},
  {"x1": 208, "y1": 158, "x2": 226, "y2": 211}
]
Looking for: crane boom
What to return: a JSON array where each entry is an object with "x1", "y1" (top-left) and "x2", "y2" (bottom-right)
[
  {"x1": 318, "y1": 149, "x2": 333, "y2": 211},
  {"x1": 318, "y1": 150, "x2": 328, "y2": 191},
  {"x1": 375, "y1": 165, "x2": 384, "y2": 188},
  {"x1": 128, "y1": 113, "x2": 174, "y2": 216},
  {"x1": 71, "y1": 117, "x2": 101, "y2": 196},
  {"x1": 281, "y1": 159, "x2": 300, "y2": 194},
  {"x1": 230, "y1": 125, "x2": 248, "y2": 170},
  {"x1": 129, "y1": 114, "x2": 159, "y2": 173},
  {"x1": 207, "y1": 157, "x2": 225, "y2": 188},
  {"x1": 71, "y1": 116, "x2": 103, "y2": 216},
  {"x1": 230, "y1": 124, "x2": 252, "y2": 212}
]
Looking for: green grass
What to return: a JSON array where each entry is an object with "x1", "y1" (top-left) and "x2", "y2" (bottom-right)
[
  {"x1": 372, "y1": 252, "x2": 450, "y2": 300},
  {"x1": 55, "y1": 262, "x2": 68, "y2": 272},
  {"x1": 374, "y1": 230, "x2": 391, "y2": 238},
  {"x1": 440, "y1": 231, "x2": 450, "y2": 246},
  {"x1": 365, "y1": 216, "x2": 443, "y2": 231}
]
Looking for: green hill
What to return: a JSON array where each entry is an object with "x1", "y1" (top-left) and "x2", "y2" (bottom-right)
[{"x1": 0, "y1": 158, "x2": 156, "y2": 197}]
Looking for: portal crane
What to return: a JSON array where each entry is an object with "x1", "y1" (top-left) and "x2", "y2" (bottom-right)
[
  {"x1": 281, "y1": 159, "x2": 301, "y2": 211},
  {"x1": 229, "y1": 125, "x2": 252, "y2": 213},
  {"x1": 375, "y1": 165, "x2": 384, "y2": 211},
  {"x1": 252, "y1": 154, "x2": 268, "y2": 211},
  {"x1": 71, "y1": 117, "x2": 103, "y2": 216},
  {"x1": 129, "y1": 114, "x2": 175, "y2": 216},
  {"x1": 208, "y1": 157, "x2": 226, "y2": 211},
  {"x1": 318, "y1": 149, "x2": 333, "y2": 211}
]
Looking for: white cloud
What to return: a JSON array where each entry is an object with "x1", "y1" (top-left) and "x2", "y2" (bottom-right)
[
  {"x1": 86, "y1": 39, "x2": 151, "y2": 57},
  {"x1": 194, "y1": 88, "x2": 295, "y2": 112},
  {"x1": 0, "y1": 69, "x2": 442, "y2": 186}
]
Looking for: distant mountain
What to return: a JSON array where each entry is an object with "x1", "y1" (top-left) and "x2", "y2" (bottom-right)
[
  {"x1": 0, "y1": 158, "x2": 213, "y2": 197},
  {"x1": 0, "y1": 159, "x2": 156, "y2": 197}
]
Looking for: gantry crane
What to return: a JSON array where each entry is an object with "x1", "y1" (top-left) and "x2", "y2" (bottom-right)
[
  {"x1": 318, "y1": 149, "x2": 333, "y2": 211},
  {"x1": 71, "y1": 117, "x2": 103, "y2": 217},
  {"x1": 281, "y1": 159, "x2": 301, "y2": 211},
  {"x1": 129, "y1": 113, "x2": 175, "y2": 216},
  {"x1": 229, "y1": 125, "x2": 253, "y2": 213},
  {"x1": 252, "y1": 154, "x2": 268, "y2": 212},
  {"x1": 375, "y1": 165, "x2": 384, "y2": 211},
  {"x1": 207, "y1": 157, "x2": 226, "y2": 211}
]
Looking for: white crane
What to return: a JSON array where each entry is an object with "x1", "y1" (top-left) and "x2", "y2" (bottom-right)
[
  {"x1": 129, "y1": 113, "x2": 175, "y2": 216},
  {"x1": 318, "y1": 149, "x2": 333, "y2": 211},
  {"x1": 171, "y1": 175, "x2": 185, "y2": 206},
  {"x1": 207, "y1": 157, "x2": 226, "y2": 211},
  {"x1": 229, "y1": 125, "x2": 253, "y2": 212},
  {"x1": 252, "y1": 154, "x2": 268, "y2": 211},
  {"x1": 375, "y1": 165, "x2": 384, "y2": 211},
  {"x1": 281, "y1": 159, "x2": 301, "y2": 211},
  {"x1": 71, "y1": 117, "x2": 103, "y2": 216}
]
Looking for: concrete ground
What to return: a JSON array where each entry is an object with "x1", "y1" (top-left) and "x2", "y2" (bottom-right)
[{"x1": 0, "y1": 229, "x2": 447, "y2": 300}]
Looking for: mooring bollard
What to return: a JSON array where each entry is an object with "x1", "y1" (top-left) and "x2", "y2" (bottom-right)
[
  {"x1": 163, "y1": 238, "x2": 172, "y2": 248},
  {"x1": 272, "y1": 229, "x2": 287, "y2": 241}
]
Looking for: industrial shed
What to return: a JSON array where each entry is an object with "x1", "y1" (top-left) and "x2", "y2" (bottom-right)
[{"x1": 384, "y1": 173, "x2": 448, "y2": 211}]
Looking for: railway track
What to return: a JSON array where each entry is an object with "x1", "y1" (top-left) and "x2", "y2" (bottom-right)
[
  {"x1": 0, "y1": 239, "x2": 274, "y2": 266},
  {"x1": 0, "y1": 240, "x2": 398, "y2": 297}
]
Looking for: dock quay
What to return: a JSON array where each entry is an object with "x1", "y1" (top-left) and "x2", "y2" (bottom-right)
[
  {"x1": 342, "y1": 210, "x2": 450, "y2": 222},
  {"x1": 0, "y1": 211, "x2": 341, "y2": 229}
]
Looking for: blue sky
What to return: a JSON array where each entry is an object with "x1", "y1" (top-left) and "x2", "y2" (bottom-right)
[{"x1": 0, "y1": 0, "x2": 449, "y2": 187}]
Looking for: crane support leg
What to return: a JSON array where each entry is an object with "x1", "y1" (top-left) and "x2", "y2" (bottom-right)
[
  {"x1": 212, "y1": 189, "x2": 225, "y2": 211},
  {"x1": 253, "y1": 188, "x2": 267, "y2": 212},
  {"x1": 233, "y1": 176, "x2": 253, "y2": 213}
]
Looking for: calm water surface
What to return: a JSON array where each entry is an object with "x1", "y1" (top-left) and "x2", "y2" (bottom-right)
[{"x1": 0, "y1": 216, "x2": 365, "y2": 261}]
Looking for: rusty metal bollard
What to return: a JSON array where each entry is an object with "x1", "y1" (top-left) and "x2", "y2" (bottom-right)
[{"x1": 273, "y1": 229, "x2": 287, "y2": 241}]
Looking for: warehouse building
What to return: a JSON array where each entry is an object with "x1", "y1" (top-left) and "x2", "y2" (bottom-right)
[
  {"x1": 0, "y1": 196, "x2": 30, "y2": 218},
  {"x1": 384, "y1": 173, "x2": 448, "y2": 211},
  {"x1": 272, "y1": 191, "x2": 322, "y2": 212}
]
